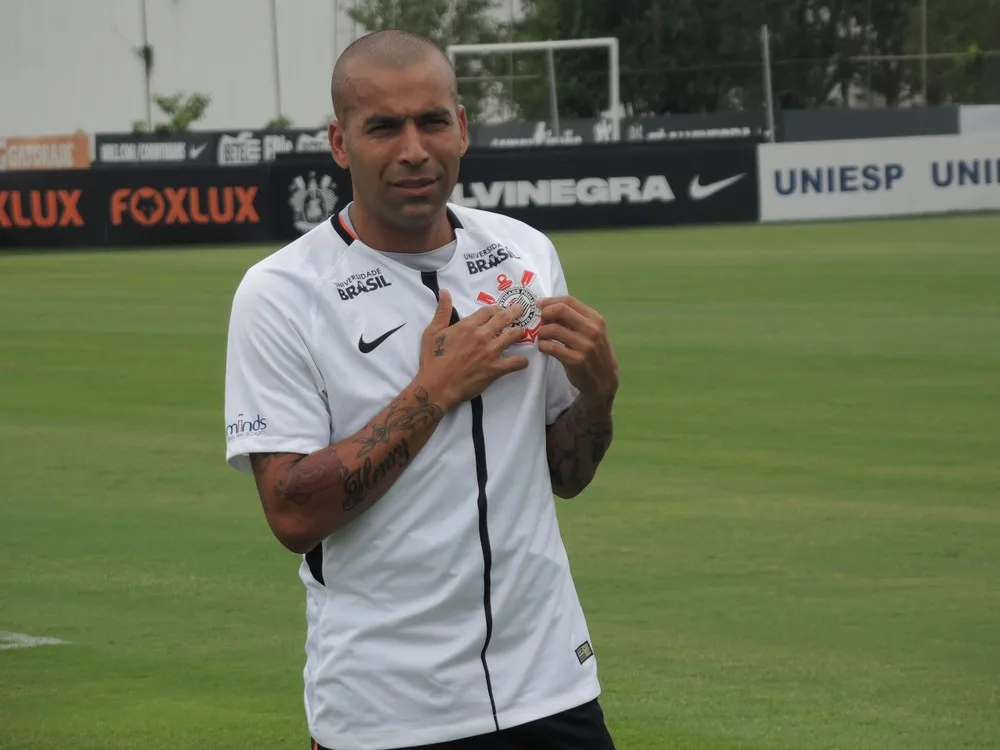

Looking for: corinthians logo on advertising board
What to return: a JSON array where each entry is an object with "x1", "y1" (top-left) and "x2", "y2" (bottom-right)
[{"x1": 289, "y1": 172, "x2": 338, "y2": 233}]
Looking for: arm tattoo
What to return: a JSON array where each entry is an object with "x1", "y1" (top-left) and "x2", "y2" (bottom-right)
[
  {"x1": 342, "y1": 439, "x2": 411, "y2": 511},
  {"x1": 250, "y1": 385, "x2": 444, "y2": 540},
  {"x1": 434, "y1": 333, "x2": 446, "y2": 357},
  {"x1": 546, "y1": 397, "x2": 613, "y2": 498},
  {"x1": 252, "y1": 452, "x2": 350, "y2": 507},
  {"x1": 352, "y1": 387, "x2": 444, "y2": 458},
  {"x1": 275, "y1": 450, "x2": 349, "y2": 505}
]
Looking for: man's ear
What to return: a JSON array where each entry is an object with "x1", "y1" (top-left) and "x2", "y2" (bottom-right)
[
  {"x1": 329, "y1": 119, "x2": 349, "y2": 169},
  {"x1": 457, "y1": 104, "x2": 469, "y2": 157}
]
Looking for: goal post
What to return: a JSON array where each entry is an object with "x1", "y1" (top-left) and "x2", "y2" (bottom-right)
[{"x1": 446, "y1": 37, "x2": 622, "y2": 142}]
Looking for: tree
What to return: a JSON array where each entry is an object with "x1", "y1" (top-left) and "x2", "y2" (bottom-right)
[
  {"x1": 902, "y1": 0, "x2": 1000, "y2": 104},
  {"x1": 266, "y1": 114, "x2": 294, "y2": 129},
  {"x1": 504, "y1": 0, "x2": 995, "y2": 116},
  {"x1": 131, "y1": 92, "x2": 211, "y2": 134},
  {"x1": 503, "y1": 0, "x2": 777, "y2": 119},
  {"x1": 346, "y1": 0, "x2": 504, "y2": 122}
]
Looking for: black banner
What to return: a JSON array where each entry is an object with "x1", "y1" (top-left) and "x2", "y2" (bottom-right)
[
  {"x1": 466, "y1": 111, "x2": 771, "y2": 149},
  {"x1": 214, "y1": 129, "x2": 332, "y2": 166},
  {"x1": 0, "y1": 165, "x2": 272, "y2": 249},
  {"x1": 95, "y1": 128, "x2": 333, "y2": 168},
  {"x1": 779, "y1": 106, "x2": 960, "y2": 143},
  {"x1": 94, "y1": 133, "x2": 218, "y2": 167},
  {"x1": 0, "y1": 170, "x2": 104, "y2": 248},
  {"x1": 450, "y1": 140, "x2": 759, "y2": 231},
  {"x1": 94, "y1": 113, "x2": 769, "y2": 169},
  {"x1": 2, "y1": 141, "x2": 758, "y2": 250},
  {"x1": 102, "y1": 166, "x2": 272, "y2": 246}
]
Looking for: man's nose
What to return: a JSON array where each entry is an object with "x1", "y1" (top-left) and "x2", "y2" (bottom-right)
[{"x1": 398, "y1": 121, "x2": 429, "y2": 166}]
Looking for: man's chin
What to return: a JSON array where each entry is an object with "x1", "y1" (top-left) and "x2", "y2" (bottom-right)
[{"x1": 392, "y1": 199, "x2": 444, "y2": 227}]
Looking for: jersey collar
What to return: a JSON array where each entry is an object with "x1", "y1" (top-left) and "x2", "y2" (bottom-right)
[{"x1": 330, "y1": 205, "x2": 464, "y2": 247}]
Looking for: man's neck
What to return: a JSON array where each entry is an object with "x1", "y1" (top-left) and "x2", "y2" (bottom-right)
[{"x1": 348, "y1": 202, "x2": 453, "y2": 253}]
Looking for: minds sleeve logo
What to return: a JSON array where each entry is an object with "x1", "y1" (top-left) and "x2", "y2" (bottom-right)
[{"x1": 226, "y1": 413, "x2": 268, "y2": 441}]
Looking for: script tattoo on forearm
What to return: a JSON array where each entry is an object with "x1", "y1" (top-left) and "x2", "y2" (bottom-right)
[
  {"x1": 352, "y1": 387, "x2": 444, "y2": 457},
  {"x1": 342, "y1": 439, "x2": 411, "y2": 511},
  {"x1": 546, "y1": 397, "x2": 613, "y2": 497}
]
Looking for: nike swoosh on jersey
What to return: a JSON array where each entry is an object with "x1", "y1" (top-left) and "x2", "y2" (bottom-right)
[
  {"x1": 688, "y1": 173, "x2": 746, "y2": 201},
  {"x1": 358, "y1": 323, "x2": 406, "y2": 353}
]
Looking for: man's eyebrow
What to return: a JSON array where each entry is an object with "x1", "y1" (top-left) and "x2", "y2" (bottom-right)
[
  {"x1": 362, "y1": 109, "x2": 453, "y2": 129},
  {"x1": 363, "y1": 114, "x2": 404, "y2": 129},
  {"x1": 417, "y1": 108, "x2": 452, "y2": 121}
]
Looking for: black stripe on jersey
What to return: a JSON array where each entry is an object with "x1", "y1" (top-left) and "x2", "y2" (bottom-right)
[
  {"x1": 420, "y1": 270, "x2": 500, "y2": 733},
  {"x1": 305, "y1": 544, "x2": 325, "y2": 585},
  {"x1": 331, "y1": 212, "x2": 355, "y2": 244}
]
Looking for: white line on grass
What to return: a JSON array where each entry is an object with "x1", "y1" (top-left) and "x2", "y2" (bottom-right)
[{"x1": 0, "y1": 631, "x2": 69, "y2": 651}]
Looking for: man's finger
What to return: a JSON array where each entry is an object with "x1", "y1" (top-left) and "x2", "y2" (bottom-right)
[
  {"x1": 489, "y1": 302, "x2": 523, "y2": 335},
  {"x1": 494, "y1": 324, "x2": 526, "y2": 350},
  {"x1": 430, "y1": 289, "x2": 454, "y2": 330},
  {"x1": 539, "y1": 301, "x2": 589, "y2": 332},
  {"x1": 462, "y1": 303, "x2": 504, "y2": 328},
  {"x1": 539, "y1": 339, "x2": 584, "y2": 367},
  {"x1": 537, "y1": 322, "x2": 589, "y2": 352},
  {"x1": 494, "y1": 354, "x2": 530, "y2": 375},
  {"x1": 538, "y1": 295, "x2": 599, "y2": 320}
]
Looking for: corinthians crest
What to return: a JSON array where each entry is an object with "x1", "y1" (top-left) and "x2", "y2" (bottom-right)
[
  {"x1": 289, "y1": 172, "x2": 338, "y2": 233},
  {"x1": 477, "y1": 269, "x2": 541, "y2": 343}
]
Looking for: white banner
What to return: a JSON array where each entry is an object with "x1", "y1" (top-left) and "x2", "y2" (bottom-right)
[{"x1": 758, "y1": 133, "x2": 1000, "y2": 222}]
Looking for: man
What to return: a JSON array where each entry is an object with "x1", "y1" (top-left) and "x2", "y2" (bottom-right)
[{"x1": 224, "y1": 29, "x2": 619, "y2": 750}]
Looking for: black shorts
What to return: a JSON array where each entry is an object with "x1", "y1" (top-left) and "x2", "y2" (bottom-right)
[{"x1": 312, "y1": 698, "x2": 617, "y2": 750}]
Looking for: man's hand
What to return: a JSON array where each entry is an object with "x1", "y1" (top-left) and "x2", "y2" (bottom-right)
[
  {"x1": 417, "y1": 289, "x2": 529, "y2": 411},
  {"x1": 537, "y1": 296, "x2": 619, "y2": 402}
]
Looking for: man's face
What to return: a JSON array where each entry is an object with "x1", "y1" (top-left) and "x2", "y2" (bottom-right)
[{"x1": 329, "y1": 57, "x2": 468, "y2": 230}]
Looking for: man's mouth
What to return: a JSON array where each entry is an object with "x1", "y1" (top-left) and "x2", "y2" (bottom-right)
[{"x1": 392, "y1": 177, "x2": 437, "y2": 188}]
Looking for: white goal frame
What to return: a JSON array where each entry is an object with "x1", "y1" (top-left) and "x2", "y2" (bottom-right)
[{"x1": 446, "y1": 37, "x2": 621, "y2": 142}]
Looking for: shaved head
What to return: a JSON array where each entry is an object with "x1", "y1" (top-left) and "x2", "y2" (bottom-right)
[{"x1": 331, "y1": 30, "x2": 457, "y2": 125}]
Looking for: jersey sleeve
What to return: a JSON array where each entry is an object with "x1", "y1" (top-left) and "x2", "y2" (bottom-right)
[
  {"x1": 543, "y1": 241, "x2": 580, "y2": 425},
  {"x1": 224, "y1": 269, "x2": 331, "y2": 474}
]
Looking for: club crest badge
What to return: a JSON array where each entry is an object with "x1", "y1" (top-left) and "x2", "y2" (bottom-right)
[{"x1": 476, "y1": 269, "x2": 541, "y2": 343}]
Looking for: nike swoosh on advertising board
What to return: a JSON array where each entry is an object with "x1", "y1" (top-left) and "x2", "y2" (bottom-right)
[
  {"x1": 188, "y1": 143, "x2": 208, "y2": 159},
  {"x1": 358, "y1": 323, "x2": 406, "y2": 353},
  {"x1": 688, "y1": 173, "x2": 746, "y2": 201}
]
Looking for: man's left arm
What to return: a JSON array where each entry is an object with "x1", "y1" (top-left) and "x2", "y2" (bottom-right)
[{"x1": 537, "y1": 296, "x2": 620, "y2": 499}]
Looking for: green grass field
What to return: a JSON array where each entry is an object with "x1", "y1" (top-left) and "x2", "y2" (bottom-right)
[{"x1": 2, "y1": 215, "x2": 999, "y2": 750}]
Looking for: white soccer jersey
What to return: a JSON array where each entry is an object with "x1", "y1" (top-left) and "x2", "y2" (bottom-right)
[{"x1": 224, "y1": 204, "x2": 601, "y2": 750}]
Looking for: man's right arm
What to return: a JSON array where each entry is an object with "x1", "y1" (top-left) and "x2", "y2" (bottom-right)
[
  {"x1": 246, "y1": 290, "x2": 527, "y2": 554},
  {"x1": 250, "y1": 379, "x2": 446, "y2": 553}
]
